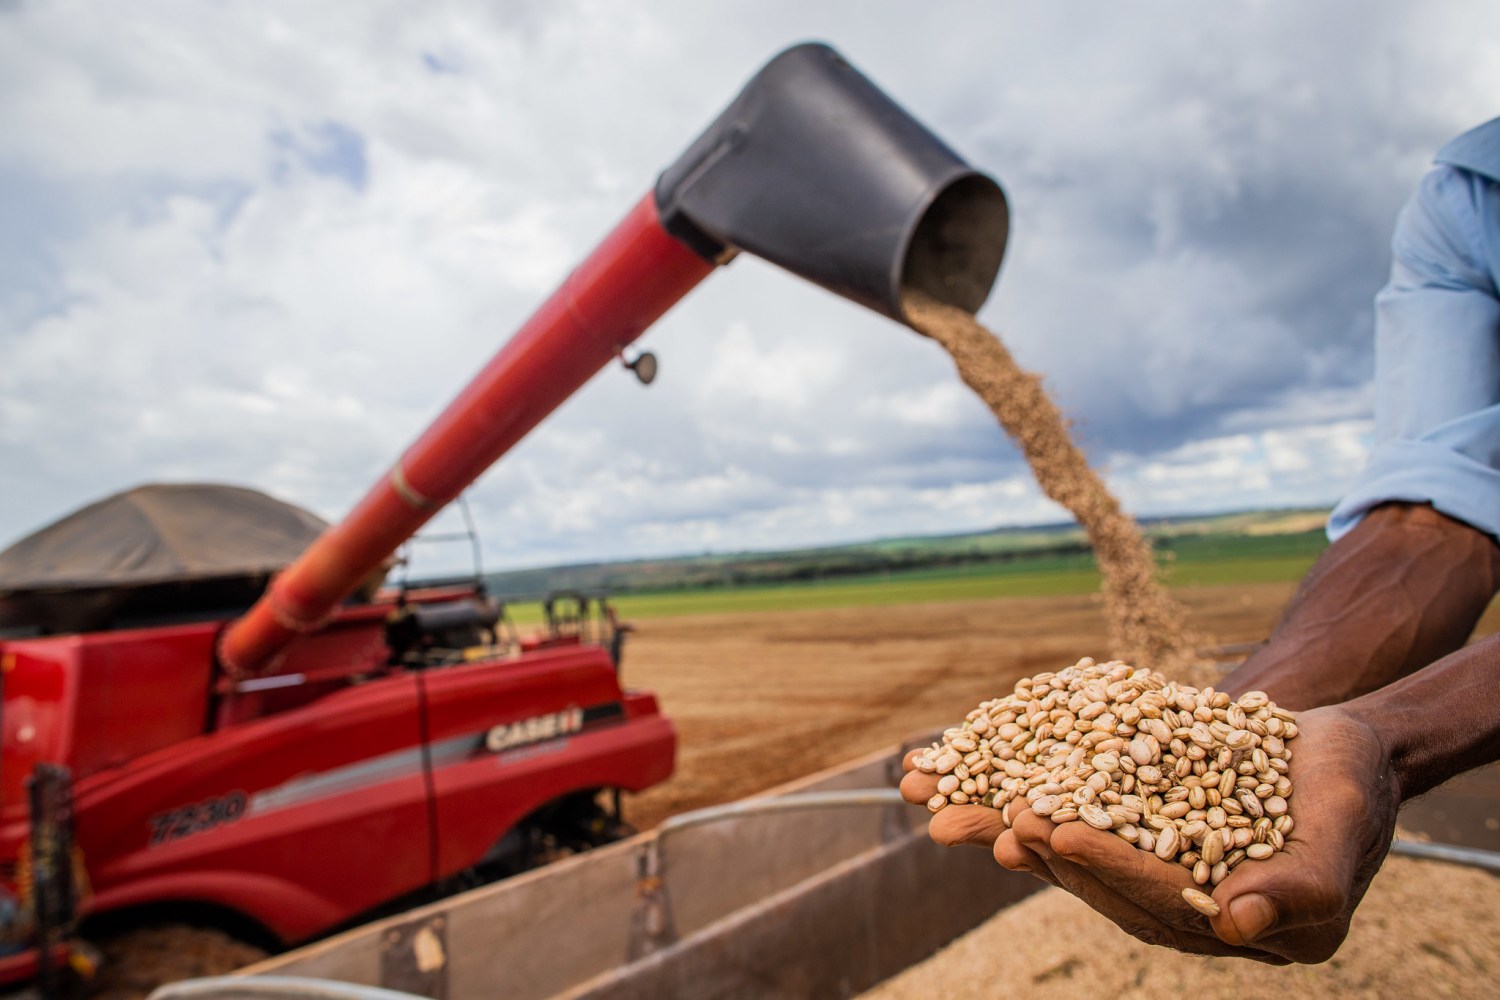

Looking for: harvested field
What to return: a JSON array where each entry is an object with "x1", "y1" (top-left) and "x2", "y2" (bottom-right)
[
  {"x1": 623, "y1": 580, "x2": 1303, "y2": 831},
  {"x1": 626, "y1": 581, "x2": 1500, "y2": 830}
]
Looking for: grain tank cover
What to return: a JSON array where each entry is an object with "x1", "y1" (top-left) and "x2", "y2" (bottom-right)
[
  {"x1": 655, "y1": 42, "x2": 1009, "y2": 321},
  {"x1": 0, "y1": 483, "x2": 328, "y2": 633}
]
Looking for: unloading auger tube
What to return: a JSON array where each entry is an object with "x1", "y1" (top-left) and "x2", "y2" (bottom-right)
[{"x1": 217, "y1": 41, "x2": 1010, "y2": 678}]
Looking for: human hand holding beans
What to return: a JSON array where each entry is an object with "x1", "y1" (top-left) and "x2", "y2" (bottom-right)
[
  {"x1": 901, "y1": 746, "x2": 1269, "y2": 958},
  {"x1": 899, "y1": 748, "x2": 1010, "y2": 852},
  {"x1": 899, "y1": 656, "x2": 1425, "y2": 966},
  {"x1": 1008, "y1": 707, "x2": 1399, "y2": 963},
  {"x1": 903, "y1": 505, "x2": 1500, "y2": 965}
]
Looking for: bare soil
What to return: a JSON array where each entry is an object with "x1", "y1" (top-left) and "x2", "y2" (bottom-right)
[{"x1": 623, "y1": 580, "x2": 1304, "y2": 831}]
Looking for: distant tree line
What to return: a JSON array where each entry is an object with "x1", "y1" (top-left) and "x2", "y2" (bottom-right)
[{"x1": 483, "y1": 540, "x2": 1097, "y2": 598}]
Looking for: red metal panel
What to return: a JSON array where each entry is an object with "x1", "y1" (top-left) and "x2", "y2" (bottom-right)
[
  {"x1": 0, "y1": 624, "x2": 217, "y2": 815},
  {"x1": 418, "y1": 647, "x2": 675, "y2": 875},
  {"x1": 421, "y1": 647, "x2": 627, "y2": 741},
  {"x1": 213, "y1": 618, "x2": 391, "y2": 726},
  {"x1": 430, "y1": 716, "x2": 675, "y2": 877},
  {"x1": 220, "y1": 196, "x2": 716, "y2": 677},
  {"x1": 70, "y1": 671, "x2": 430, "y2": 943},
  {"x1": 85, "y1": 871, "x2": 348, "y2": 947},
  {"x1": 68, "y1": 628, "x2": 214, "y2": 777},
  {"x1": 621, "y1": 690, "x2": 663, "y2": 720},
  {"x1": 0, "y1": 642, "x2": 73, "y2": 818}
]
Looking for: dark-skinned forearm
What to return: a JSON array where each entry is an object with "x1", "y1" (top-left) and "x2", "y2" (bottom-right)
[
  {"x1": 1342, "y1": 632, "x2": 1500, "y2": 801},
  {"x1": 1222, "y1": 503, "x2": 1500, "y2": 711}
]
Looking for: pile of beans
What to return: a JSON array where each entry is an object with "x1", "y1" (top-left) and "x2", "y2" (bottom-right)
[{"x1": 913, "y1": 658, "x2": 1296, "y2": 910}]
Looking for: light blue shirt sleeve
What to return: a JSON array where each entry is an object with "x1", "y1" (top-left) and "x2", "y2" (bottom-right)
[{"x1": 1327, "y1": 165, "x2": 1500, "y2": 541}]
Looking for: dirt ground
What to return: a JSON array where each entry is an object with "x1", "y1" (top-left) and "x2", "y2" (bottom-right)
[
  {"x1": 626, "y1": 580, "x2": 1500, "y2": 830},
  {"x1": 622, "y1": 580, "x2": 1303, "y2": 830}
]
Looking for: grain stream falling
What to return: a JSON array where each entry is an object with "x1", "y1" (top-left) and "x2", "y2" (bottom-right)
[{"x1": 902, "y1": 291, "x2": 1194, "y2": 674}]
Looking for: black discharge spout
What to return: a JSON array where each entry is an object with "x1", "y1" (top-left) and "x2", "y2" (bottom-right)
[{"x1": 655, "y1": 42, "x2": 1010, "y2": 322}]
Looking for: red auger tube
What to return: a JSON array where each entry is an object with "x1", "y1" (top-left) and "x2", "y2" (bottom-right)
[{"x1": 218, "y1": 195, "x2": 715, "y2": 677}]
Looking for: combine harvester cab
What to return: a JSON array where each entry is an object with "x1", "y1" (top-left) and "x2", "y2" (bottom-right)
[{"x1": 0, "y1": 486, "x2": 673, "y2": 993}]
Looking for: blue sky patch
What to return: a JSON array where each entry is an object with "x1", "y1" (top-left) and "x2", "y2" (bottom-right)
[
  {"x1": 422, "y1": 51, "x2": 459, "y2": 75},
  {"x1": 270, "y1": 120, "x2": 369, "y2": 192}
]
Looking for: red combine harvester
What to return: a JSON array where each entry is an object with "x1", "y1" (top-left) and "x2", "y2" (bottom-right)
[
  {"x1": 0, "y1": 43, "x2": 1008, "y2": 995},
  {"x1": 0, "y1": 482, "x2": 674, "y2": 992}
]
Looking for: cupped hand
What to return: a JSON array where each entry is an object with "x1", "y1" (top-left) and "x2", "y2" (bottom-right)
[
  {"x1": 995, "y1": 707, "x2": 1400, "y2": 963},
  {"x1": 899, "y1": 748, "x2": 1016, "y2": 854}
]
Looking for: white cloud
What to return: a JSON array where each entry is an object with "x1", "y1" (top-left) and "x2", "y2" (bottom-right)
[
  {"x1": 1, "y1": 0, "x2": 1496, "y2": 575},
  {"x1": 1111, "y1": 420, "x2": 1375, "y2": 515},
  {"x1": 698, "y1": 321, "x2": 845, "y2": 413},
  {"x1": 864, "y1": 383, "x2": 973, "y2": 430}
]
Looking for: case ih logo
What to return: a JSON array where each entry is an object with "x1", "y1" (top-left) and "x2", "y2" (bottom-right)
[{"x1": 484, "y1": 708, "x2": 584, "y2": 753}]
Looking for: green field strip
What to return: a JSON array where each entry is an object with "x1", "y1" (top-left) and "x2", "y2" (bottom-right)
[{"x1": 500, "y1": 544, "x2": 1325, "y2": 625}]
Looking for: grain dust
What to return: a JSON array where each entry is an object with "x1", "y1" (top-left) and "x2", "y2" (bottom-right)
[{"x1": 902, "y1": 292, "x2": 1196, "y2": 675}]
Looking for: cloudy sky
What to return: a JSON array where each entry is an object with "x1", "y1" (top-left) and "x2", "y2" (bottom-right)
[{"x1": 2, "y1": 1, "x2": 1498, "y2": 576}]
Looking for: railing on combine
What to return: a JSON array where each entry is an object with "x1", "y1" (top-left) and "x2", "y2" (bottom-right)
[{"x1": 535, "y1": 591, "x2": 630, "y2": 666}]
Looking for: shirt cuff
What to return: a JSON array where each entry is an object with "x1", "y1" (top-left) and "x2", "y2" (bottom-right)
[{"x1": 1328, "y1": 439, "x2": 1500, "y2": 542}]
